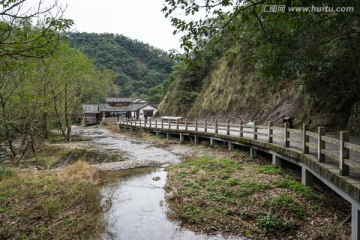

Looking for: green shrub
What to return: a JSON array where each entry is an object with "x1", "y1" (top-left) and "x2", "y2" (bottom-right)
[{"x1": 0, "y1": 167, "x2": 15, "y2": 181}]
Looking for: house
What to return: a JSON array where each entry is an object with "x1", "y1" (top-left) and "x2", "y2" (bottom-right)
[
  {"x1": 82, "y1": 98, "x2": 158, "y2": 125},
  {"x1": 82, "y1": 104, "x2": 101, "y2": 125},
  {"x1": 135, "y1": 103, "x2": 158, "y2": 120},
  {"x1": 133, "y1": 99, "x2": 148, "y2": 104}
]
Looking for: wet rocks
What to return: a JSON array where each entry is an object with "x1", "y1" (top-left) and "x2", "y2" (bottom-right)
[
  {"x1": 152, "y1": 176, "x2": 161, "y2": 181},
  {"x1": 69, "y1": 126, "x2": 181, "y2": 170}
]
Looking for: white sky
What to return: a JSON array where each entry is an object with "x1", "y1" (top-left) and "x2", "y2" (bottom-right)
[{"x1": 56, "y1": 0, "x2": 182, "y2": 51}]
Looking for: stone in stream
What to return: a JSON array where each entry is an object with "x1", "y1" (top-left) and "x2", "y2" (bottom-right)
[
  {"x1": 152, "y1": 176, "x2": 161, "y2": 181},
  {"x1": 161, "y1": 164, "x2": 170, "y2": 168}
]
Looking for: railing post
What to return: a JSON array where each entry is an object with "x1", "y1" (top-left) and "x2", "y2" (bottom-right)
[
  {"x1": 239, "y1": 120, "x2": 243, "y2": 138},
  {"x1": 176, "y1": 119, "x2": 179, "y2": 130},
  {"x1": 161, "y1": 119, "x2": 164, "y2": 129},
  {"x1": 226, "y1": 120, "x2": 230, "y2": 135},
  {"x1": 303, "y1": 124, "x2": 309, "y2": 154},
  {"x1": 215, "y1": 119, "x2": 218, "y2": 134},
  {"x1": 253, "y1": 121, "x2": 257, "y2": 140},
  {"x1": 185, "y1": 119, "x2": 188, "y2": 131},
  {"x1": 284, "y1": 122, "x2": 290, "y2": 147},
  {"x1": 318, "y1": 127, "x2": 325, "y2": 162},
  {"x1": 149, "y1": 119, "x2": 152, "y2": 128},
  {"x1": 204, "y1": 120, "x2": 208, "y2": 133},
  {"x1": 339, "y1": 131, "x2": 350, "y2": 176},
  {"x1": 168, "y1": 120, "x2": 171, "y2": 129},
  {"x1": 195, "y1": 119, "x2": 198, "y2": 132},
  {"x1": 268, "y1": 121, "x2": 273, "y2": 143},
  {"x1": 180, "y1": 133, "x2": 184, "y2": 143},
  {"x1": 155, "y1": 119, "x2": 157, "y2": 129},
  {"x1": 139, "y1": 119, "x2": 142, "y2": 127}
]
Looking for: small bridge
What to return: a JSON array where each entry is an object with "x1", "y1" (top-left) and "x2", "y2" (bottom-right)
[{"x1": 118, "y1": 118, "x2": 360, "y2": 239}]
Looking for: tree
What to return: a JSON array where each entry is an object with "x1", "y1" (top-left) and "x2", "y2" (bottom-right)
[
  {"x1": 0, "y1": 41, "x2": 116, "y2": 160},
  {"x1": 0, "y1": 0, "x2": 73, "y2": 58},
  {"x1": 44, "y1": 43, "x2": 115, "y2": 141},
  {"x1": 161, "y1": 0, "x2": 360, "y2": 129},
  {"x1": 162, "y1": 0, "x2": 266, "y2": 57},
  {"x1": 0, "y1": 59, "x2": 23, "y2": 157}
]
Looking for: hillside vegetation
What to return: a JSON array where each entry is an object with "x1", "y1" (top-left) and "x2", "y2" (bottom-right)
[
  {"x1": 159, "y1": 0, "x2": 360, "y2": 133},
  {"x1": 68, "y1": 32, "x2": 174, "y2": 100},
  {"x1": 0, "y1": 6, "x2": 116, "y2": 158},
  {"x1": 160, "y1": 56, "x2": 301, "y2": 124}
]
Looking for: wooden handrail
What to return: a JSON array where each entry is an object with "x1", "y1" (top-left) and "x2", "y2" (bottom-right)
[
  {"x1": 345, "y1": 142, "x2": 360, "y2": 152},
  {"x1": 119, "y1": 118, "x2": 360, "y2": 177},
  {"x1": 306, "y1": 131, "x2": 318, "y2": 138}
]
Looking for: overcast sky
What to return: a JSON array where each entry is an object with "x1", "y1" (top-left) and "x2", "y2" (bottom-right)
[{"x1": 56, "y1": 0, "x2": 182, "y2": 51}]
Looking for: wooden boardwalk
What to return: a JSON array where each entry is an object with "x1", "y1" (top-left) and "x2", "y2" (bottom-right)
[
  {"x1": 120, "y1": 119, "x2": 360, "y2": 176},
  {"x1": 118, "y1": 118, "x2": 360, "y2": 239}
]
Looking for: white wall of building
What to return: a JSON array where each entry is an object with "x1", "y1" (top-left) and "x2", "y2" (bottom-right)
[
  {"x1": 129, "y1": 104, "x2": 158, "y2": 120},
  {"x1": 139, "y1": 105, "x2": 158, "y2": 120}
]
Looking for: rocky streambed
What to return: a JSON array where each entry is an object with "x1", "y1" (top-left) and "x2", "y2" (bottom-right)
[{"x1": 69, "y1": 126, "x2": 243, "y2": 240}]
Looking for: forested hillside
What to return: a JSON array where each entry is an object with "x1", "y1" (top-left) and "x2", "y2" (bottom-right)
[
  {"x1": 159, "y1": 0, "x2": 360, "y2": 133},
  {"x1": 67, "y1": 32, "x2": 174, "y2": 100}
]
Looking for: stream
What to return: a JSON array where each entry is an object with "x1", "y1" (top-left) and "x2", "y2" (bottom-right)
[{"x1": 72, "y1": 126, "x2": 242, "y2": 240}]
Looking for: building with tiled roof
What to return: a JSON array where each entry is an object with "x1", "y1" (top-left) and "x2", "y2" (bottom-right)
[{"x1": 82, "y1": 98, "x2": 158, "y2": 125}]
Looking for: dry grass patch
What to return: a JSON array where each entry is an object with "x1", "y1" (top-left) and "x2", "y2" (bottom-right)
[
  {"x1": 58, "y1": 160, "x2": 100, "y2": 185},
  {"x1": 0, "y1": 161, "x2": 104, "y2": 240}
]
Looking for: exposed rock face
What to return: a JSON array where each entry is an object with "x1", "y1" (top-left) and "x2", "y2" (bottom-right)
[{"x1": 348, "y1": 102, "x2": 360, "y2": 135}]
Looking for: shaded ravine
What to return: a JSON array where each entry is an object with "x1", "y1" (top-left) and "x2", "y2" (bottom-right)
[{"x1": 72, "y1": 126, "x2": 243, "y2": 240}]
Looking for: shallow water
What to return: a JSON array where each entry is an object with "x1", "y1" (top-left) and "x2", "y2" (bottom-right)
[
  {"x1": 73, "y1": 126, "x2": 243, "y2": 240},
  {"x1": 101, "y1": 168, "x2": 242, "y2": 240}
]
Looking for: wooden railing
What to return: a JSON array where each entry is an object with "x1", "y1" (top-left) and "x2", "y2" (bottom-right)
[
  {"x1": 119, "y1": 118, "x2": 360, "y2": 177},
  {"x1": 101, "y1": 117, "x2": 118, "y2": 124}
]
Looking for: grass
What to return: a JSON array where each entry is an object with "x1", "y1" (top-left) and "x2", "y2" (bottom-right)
[
  {"x1": 0, "y1": 161, "x2": 104, "y2": 240},
  {"x1": 34, "y1": 146, "x2": 126, "y2": 169},
  {"x1": 0, "y1": 166, "x2": 15, "y2": 181},
  {"x1": 165, "y1": 154, "x2": 350, "y2": 239},
  {"x1": 257, "y1": 164, "x2": 283, "y2": 175},
  {"x1": 274, "y1": 176, "x2": 320, "y2": 200}
]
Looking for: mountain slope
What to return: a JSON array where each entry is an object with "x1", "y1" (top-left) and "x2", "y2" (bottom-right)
[
  {"x1": 67, "y1": 32, "x2": 174, "y2": 98},
  {"x1": 158, "y1": 49, "x2": 354, "y2": 132}
]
